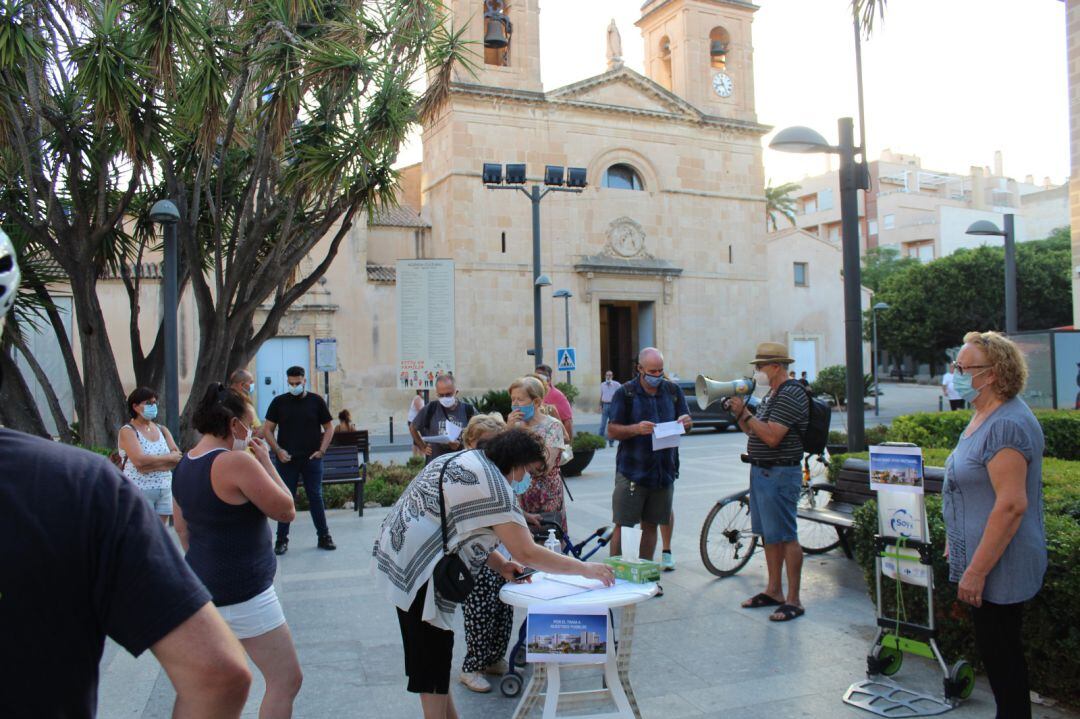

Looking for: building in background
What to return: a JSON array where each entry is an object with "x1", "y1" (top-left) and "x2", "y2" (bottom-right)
[{"x1": 772, "y1": 149, "x2": 1068, "y2": 263}]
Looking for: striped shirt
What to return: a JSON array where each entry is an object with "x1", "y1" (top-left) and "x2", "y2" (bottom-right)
[{"x1": 747, "y1": 382, "x2": 809, "y2": 464}]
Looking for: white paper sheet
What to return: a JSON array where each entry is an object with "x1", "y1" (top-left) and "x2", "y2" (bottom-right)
[
  {"x1": 651, "y1": 421, "x2": 684, "y2": 451},
  {"x1": 445, "y1": 421, "x2": 462, "y2": 441},
  {"x1": 421, "y1": 434, "x2": 451, "y2": 444},
  {"x1": 501, "y1": 579, "x2": 591, "y2": 601}
]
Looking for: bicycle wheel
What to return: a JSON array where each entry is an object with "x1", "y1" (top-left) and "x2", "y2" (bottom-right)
[
  {"x1": 699, "y1": 492, "x2": 759, "y2": 577},
  {"x1": 797, "y1": 485, "x2": 841, "y2": 554}
]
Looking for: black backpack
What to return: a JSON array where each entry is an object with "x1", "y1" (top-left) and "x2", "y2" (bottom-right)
[{"x1": 782, "y1": 380, "x2": 831, "y2": 456}]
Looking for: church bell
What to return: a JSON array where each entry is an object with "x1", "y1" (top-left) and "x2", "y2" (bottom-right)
[
  {"x1": 710, "y1": 40, "x2": 728, "y2": 59},
  {"x1": 484, "y1": 11, "x2": 512, "y2": 49}
]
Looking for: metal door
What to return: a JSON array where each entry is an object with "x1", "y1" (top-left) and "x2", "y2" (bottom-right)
[{"x1": 255, "y1": 337, "x2": 309, "y2": 418}]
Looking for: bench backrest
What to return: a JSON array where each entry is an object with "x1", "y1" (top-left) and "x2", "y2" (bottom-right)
[
  {"x1": 835, "y1": 458, "x2": 945, "y2": 506},
  {"x1": 331, "y1": 429, "x2": 369, "y2": 451},
  {"x1": 324, "y1": 444, "x2": 362, "y2": 480}
]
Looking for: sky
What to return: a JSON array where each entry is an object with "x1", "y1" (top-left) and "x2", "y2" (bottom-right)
[{"x1": 400, "y1": 0, "x2": 1069, "y2": 186}]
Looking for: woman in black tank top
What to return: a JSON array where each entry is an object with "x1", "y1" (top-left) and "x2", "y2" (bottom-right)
[{"x1": 173, "y1": 384, "x2": 302, "y2": 717}]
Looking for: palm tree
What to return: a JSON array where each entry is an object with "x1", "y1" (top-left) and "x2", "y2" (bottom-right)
[{"x1": 765, "y1": 181, "x2": 801, "y2": 232}]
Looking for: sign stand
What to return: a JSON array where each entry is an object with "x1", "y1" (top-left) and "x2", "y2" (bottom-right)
[
  {"x1": 315, "y1": 338, "x2": 337, "y2": 409},
  {"x1": 843, "y1": 444, "x2": 974, "y2": 717}
]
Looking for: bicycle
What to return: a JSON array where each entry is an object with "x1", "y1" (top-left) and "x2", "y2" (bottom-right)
[{"x1": 699, "y1": 452, "x2": 840, "y2": 578}]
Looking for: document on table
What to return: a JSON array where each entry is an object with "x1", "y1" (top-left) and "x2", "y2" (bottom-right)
[
  {"x1": 652, "y1": 421, "x2": 685, "y2": 451},
  {"x1": 502, "y1": 577, "x2": 592, "y2": 601}
]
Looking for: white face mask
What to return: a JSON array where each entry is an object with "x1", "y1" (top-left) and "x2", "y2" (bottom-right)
[
  {"x1": 232, "y1": 424, "x2": 252, "y2": 451},
  {"x1": 438, "y1": 396, "x2": 456, "y2": 408},
  {"x1": 753, "y1": 370, "x2": 770, "y2": 388}
]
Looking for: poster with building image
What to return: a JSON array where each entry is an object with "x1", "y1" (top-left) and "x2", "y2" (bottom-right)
[
  {"x1": 526, "y1": 606, "x2": 609, "y2": 664},
  {"x1": 396, "y1": 260, "x2": 455, "y2": 390},
  {"x1": 869, "y1": 444, "x2": 924, "y2": 494}
]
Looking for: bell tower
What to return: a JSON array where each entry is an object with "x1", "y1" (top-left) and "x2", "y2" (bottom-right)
[
  {"x1": 450, "y1": 0, "x2": 542, "y2": 94},
  {"x1": 636, "y1": 0, "x2": 757, "y2": 122}
]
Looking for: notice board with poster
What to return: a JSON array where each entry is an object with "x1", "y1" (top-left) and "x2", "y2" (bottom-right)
[
  {"x1": 396, "y1": 259, "x2": 455, "y2": 390},
  {"x1": 872, "y1": 444, "x2": 930, "y2": 586}
]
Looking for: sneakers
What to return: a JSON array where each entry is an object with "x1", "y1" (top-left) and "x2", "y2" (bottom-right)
[
  {"x1": 655, "y1": 583, "x2": 664, "y2": 597},
  {"x1": 317, "y1": 534, "x2": 337, "y2": 551},
  {"x1": 661, "y1": 550, "x2": 675, "y2": 572},
  {"x1": 274, "y1": 538, "x2": 289, "y2": 556},
  {"x1": 483, "y1": 659, "x2": 509, "y2": 675},
  {"x1": 459, "y1": 671, "x2": 492, "y2": 693}
]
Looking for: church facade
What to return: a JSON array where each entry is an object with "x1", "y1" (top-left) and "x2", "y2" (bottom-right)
[{"x1": 291, "y1": 0, "x2": 860, "y2": 425}]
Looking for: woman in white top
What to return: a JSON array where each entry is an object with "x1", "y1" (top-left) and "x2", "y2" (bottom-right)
[
  {"x1": 408, "y1": 390, "x2": 425, "y2": 456},
  {"x1": 117, "y1": 387, "x2": 182, "y2": 524}
]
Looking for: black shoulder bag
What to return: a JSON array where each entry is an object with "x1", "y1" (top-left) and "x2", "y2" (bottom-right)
[{"x1": 431, "y1": 455, "x2": 475, "y2": 602}]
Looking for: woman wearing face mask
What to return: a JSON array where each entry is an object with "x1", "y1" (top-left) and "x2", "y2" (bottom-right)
[
  {"x1": 117, "y1": 387, "x2": 183, "y2": 524},
  {"x1": 457, "y1": 413, "x2": 515, "y2": 693},
  {"x1": 508, "y1": 376, "x2": 568, "y2": 533},
  {"x1": 173, "y1": 384, "x2": 302, "y2": 718},
  {"x1": 943, "y1": 332, "x2": 1046, "y2": 719},
  {"x1": 373, "y1": 427, "x2": 615, "y2": 719}
]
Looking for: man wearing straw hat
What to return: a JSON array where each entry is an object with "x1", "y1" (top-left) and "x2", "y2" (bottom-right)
[{"x1": 726, "y1": 341, "x2": 810, "y2": 622}]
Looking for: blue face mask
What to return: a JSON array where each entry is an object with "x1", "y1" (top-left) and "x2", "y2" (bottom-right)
[
  {"x1": 642, "y1": 373, "x2": 663, "y2": 388},
  {"x1": 952, "y1": 369, "x2": 986, "y2": 402},
  {"x1": 511, "y1": 471, "x2": 532, "y2": 496},
  {"x1": 513, "y1": 404, "x2": 535, "y2": 421},
  {"x1": 287, "y1": 383, "x2": 304, "y2": 396},
  {"x1": 141, "y1": 404, "x2": 158, "y2": 420}
]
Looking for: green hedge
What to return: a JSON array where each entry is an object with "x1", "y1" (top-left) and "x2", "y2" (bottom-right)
[
  {"x1": 844, "y1": 451, "x2": 1080, "y2": 705},
  {"x1": 888, "y1": 410, "x2": 1080, "y2": 460},
  {"x1": 295, "y1": 459, "x2": 421, "y2": 510},
  {"x1": 572, "y1": 431, "x2": 606, "y2": 452}
]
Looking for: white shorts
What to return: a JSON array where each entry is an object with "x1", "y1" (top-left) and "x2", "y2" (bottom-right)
[{"x1": 217, "y1": 585, "x2": 287, "y2": 640}]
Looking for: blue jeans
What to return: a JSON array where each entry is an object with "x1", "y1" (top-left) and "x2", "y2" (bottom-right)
[
  {"x1": 274, "y1": 456, "x2": 329, "y2": 539},
  {"x1": 599, "y1": 402, "x2": 613, "y2": 442},
  {"x1": 748, "y1": 464, "x2": 801, "y2": 545}
]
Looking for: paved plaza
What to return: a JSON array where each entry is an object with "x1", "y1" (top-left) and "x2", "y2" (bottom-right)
[{"x1": 98, "y1": 384, "x2": 1075, "y2": 718}]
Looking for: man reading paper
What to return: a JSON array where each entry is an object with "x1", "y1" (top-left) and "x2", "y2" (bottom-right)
[{"x1": 605, "y1": 348, "x2": 691, "y2": 582}]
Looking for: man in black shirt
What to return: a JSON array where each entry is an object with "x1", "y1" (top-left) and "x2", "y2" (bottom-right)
[
  {"x1": 409, "y1": 374, "x2": 477, "y2": 464},
  {"x1": 264, "y1": 365, "x2": 336, "y2": 554},
  {"x1": 0, "y1": 230, "x2": 252, "y2": 718},
  {"x1": 726, "y1": 342, "x2": 810, "y2": 623}
]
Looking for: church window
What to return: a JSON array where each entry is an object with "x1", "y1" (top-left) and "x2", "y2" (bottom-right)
[
  {"x1": 709, "y1": 27, "x2": 731, "y2": 70},
  {"x1": 603, "y1": 164, "x2": 645, "y2": 191},
  {"x1": 794, "y1": 262, "x2": 808, "y2": 287},
  {"x1": 483, "y1": 0, "x2": 512, "y2": 67}
]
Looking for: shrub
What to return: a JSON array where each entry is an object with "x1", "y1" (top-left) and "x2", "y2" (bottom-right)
[
  {"x1": 852, "y1": 493, "x2": 1080, "y2": 705},
  {"x1": 464, "y1": 390, "x2": 512, "y2": 419},
  {"x1": 555, "y1": 382, "x2": 580, "y2": 406},
  {"x1": 571, "y1": 431, "x2": 606, "y2": 452},
  {"x1": 828, "y1": 424, "x2": 890, "y2": 449},
  {"x1": 294, "y1": 459, "x2": 421, "y2": 510},
  {"x1": 888, "y1": 409, "x2": 1080, "y2": 460},
  {"x1": 811, "y1": 365, "x2": 873, "y2": 407}
]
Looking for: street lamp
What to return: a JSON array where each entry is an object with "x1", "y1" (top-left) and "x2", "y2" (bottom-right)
[
  {"x1": 871, "y1": 301, "x2": 889, "y2": 417},
  {"x1": 770, "y1": 118, "x2": 869, "y2": 451},
  {"x1": 483, "y1": 164, "x2": 586, "y2": 366},
  {"x1": 965, "y1": 215, "x2": 1017, "y2": 335},
  {"x1": 150, "y1": 199, "x2": 180, "y2": 439},
  {"x1": 553, "y1": 289, "x2": 573, "y2": 385}
]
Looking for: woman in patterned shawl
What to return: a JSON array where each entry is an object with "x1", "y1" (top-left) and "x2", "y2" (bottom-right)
[{"x1": 372, "y1": 428, "x2": 614, "y2": 719}]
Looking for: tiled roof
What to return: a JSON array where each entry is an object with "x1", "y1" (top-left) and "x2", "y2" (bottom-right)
[
  {"x1": 368, "y1": 205, "x2": 429, "y2": 228},
  {"x1": 366, "y1": 263, "x2": 396, "y2": 283}
]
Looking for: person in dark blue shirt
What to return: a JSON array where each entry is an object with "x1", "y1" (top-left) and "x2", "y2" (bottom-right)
[
  {"x1": 604, "y1": 347, "x2": 691, "y2": 569},
  {"x1": 0, "y1": 229, "x2": 252, "y2": 718}
]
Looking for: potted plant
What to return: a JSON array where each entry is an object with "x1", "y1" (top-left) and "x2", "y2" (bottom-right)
[{"x1": 561, "y1": 432, "x2": 606, "y2": 477}]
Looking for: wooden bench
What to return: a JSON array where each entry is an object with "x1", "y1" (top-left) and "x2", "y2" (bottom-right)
[
  {"x1": 798, "y1": 458, "x2": 944, "y2": 558},
  {"x1": 325, "y1": 430, "x2": 370, "y2": 516}
]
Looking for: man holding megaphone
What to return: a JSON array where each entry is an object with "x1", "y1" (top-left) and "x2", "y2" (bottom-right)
[{"x1": 726, "y1": 342, "x2": 810, "y2": 623}]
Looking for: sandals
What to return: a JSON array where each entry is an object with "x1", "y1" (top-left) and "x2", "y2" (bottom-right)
[
  {"x1": 741, "y1": 592, "x2": 783, "y2": 609},
  {"x1": 769, "y1": 604, "x2": 805, "y2": 622}
]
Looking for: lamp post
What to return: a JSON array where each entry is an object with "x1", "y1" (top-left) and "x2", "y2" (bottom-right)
[
  {"x1": 150, "y1": 199, "x2": 180, "y2": 439},
  {"x1": 483, "y1": 164, "x2": 586, "y2": 366},
  {"x1": 553, "y1": 289, "x2": 573, "y2": 385},
  {"x1": 770, "y1": 119, "x2": 870, "y2": 451},
  {"x1": 871, "y1": 301, "x2": 889, "y2": 417},
  {"x1": 965, "y1": 215, "x2": 1017, "y2": 334}
]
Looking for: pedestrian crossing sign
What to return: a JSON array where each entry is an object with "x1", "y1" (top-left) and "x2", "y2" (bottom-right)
[{"x1": 556, "y1": 347, "x2": 576, "y2": 371}]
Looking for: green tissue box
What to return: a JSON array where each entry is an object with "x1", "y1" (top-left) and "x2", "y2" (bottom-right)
[{"x1": 603, "y1": 556, "x2": 660, "y2": 583}]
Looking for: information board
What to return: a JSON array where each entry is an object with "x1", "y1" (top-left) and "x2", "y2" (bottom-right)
[
  {"x1": 315, "y1": 338, "x2": 337, "y2": 372},
  {"x1": 396, "y1": 259, "x2": 455, "y2": 390}
]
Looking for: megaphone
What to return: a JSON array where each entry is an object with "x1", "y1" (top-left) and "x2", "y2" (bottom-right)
[{"x1": 695, "y1": 375, "x2": 755, "y2": 410}]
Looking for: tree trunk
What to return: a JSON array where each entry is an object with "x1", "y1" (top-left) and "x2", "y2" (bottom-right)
[
  {"x1": 31, "y1": 282, "x2": 87, "y2": 429},
  {"x1": 0, "y1": 346, "x2": 50, "y2": 437},
  {"x1": 13, "y1": 335, "x2": 75, "y2": 443},
  {"x1": 69, "y1": 275, "x2": 130, "y2": 448}
]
